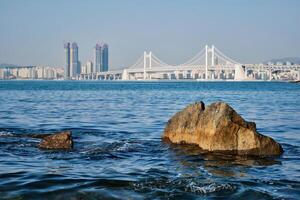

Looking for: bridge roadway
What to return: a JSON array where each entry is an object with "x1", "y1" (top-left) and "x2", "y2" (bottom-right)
[
  {"x1": 78, "y1": 64, "x2": 300, "y2": 80},
  {"x1": 86, "y1": 65, "x2": 236, "y2": 76}
]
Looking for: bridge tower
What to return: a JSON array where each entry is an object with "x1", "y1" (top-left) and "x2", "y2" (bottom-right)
[
  {"x1": 205, "y1": 45, "x2": 208, "y2": 79},
  {"x1": 211, "y1": 45, "x2": 215, "y2": 66},
  {"x1": 205, "y1": 45, "x2": 215, "y2": 80},
  {"x1": 211, "y1": 45, "x2": 215, "y2": 80},
  {"x1": 143, "y1": 51, "x2": 152, "y2": 80}
]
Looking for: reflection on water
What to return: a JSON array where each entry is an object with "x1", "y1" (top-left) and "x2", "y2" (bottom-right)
[
  {"x1": 0, "y1": 81, "x2": 299, "y2": 199},
  {"x1": 169, "y1": 142, "x2": 282, "y2": 164}
]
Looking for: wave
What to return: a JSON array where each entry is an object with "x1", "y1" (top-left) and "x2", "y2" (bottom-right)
[
  {"x1": 0, "y1": 131, "x2": 13, "y2": 137},
  {"x1": 132, "y1": 177, "x2": 237, "y2": 195},
  {"x1": 186, "y1": 182, "x2": 235, "y2": 194}
]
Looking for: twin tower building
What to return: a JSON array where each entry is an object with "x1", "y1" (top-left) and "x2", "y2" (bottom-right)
[{"x1": 64, "y1": 42, "x2": 109, "y2": 79}]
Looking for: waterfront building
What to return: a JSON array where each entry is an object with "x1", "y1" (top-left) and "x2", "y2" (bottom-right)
[
  {"x1": 86, "y1": 61, "x2": 93, "y2": 74},
  {"x1": 45, "y1": 67, "x2": 55, "y2": 79},
  {"x1": 35, "y1": 66, "x2": 60, "y2": 79},
  {"x1": 0, "y1": 69, "x2": 4, "y2": 79},
  {"x1": 36, "y1": 67, "x2": 45, "y2": 79},
  {"x1": 0, "y1": 66, "x2": 62, "y2": 80},
  {"x1": 94, "y1": 44, "x2": 102, "y2": 73},
  {"x1": 70, "y1": 42, "x2": 80, "y2": 78},
  {"x1": 16, "y1": 67, "x2": 35, "y2": 79},
  {"x1": 11, "y1": 68, "x2": 18, "y2": 78},
  {"x1": 101, "y1": 43, "x2": 109, "y2": 72},
  {"x1": 17, "y1": 68, "x2": 26, "y2": 78},
  {"x1": 64, "y1": 42, "x2": 71, "y2": 79},
  {"x1": 81, "y1": 65, "x2": 86, "y2": 74}
]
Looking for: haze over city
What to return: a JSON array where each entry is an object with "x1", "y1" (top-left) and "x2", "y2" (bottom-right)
[{"x1": 0, "y1": 0, "x2": 300, "y2": 69}]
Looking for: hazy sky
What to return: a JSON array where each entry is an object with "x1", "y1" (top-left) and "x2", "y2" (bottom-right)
[{"x1": 0, "y1": 0, "x2": 299, "y2": 69}]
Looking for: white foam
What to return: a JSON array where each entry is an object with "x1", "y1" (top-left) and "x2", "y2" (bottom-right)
[
  {"x1": 0, "y1": 131, "x2": 13, "y2": 136},
  {"x1": 186, "y1": 182, "x2": 235, "y2": 194}
]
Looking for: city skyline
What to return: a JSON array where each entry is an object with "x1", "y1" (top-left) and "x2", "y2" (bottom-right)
[
  {"x1": 0, "y1": 0, "x2": 300, "y2": 69},
  {"x1": 1, "y1": 43, "x2": 298, "y2": 81},
  {"x1": 64, "y1": 42, "x2": 109, "y2": 79}
]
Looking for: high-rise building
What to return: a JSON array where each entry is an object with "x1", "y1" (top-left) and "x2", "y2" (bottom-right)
[
  {"x1": 94, "y1": 44, "x2": 102, "y2": 73},
  {"x1": 64, "y1": 42, "x2": 71, "y2": 79},
  {"x1": 78, "y1": 61, "x2": 81, "y2": 76},
  {"x1": 70, "y1": 42, "x2": 80, "y2": 77},
  {"x1": 101, "y1": 43, "x2": 109, "y2": 72}
]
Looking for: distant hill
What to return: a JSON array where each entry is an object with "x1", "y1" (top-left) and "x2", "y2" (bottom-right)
[
  {"x1": 264, "y1": 57, "x2": 300, "y2": 64},
  {"x1": 0, "y1": 63, "x2": 20, "y2": 68}
]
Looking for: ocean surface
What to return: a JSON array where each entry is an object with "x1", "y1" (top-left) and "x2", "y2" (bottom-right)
[{"x1": 0, "y1": 80, "x2": 299, "y2": 200}]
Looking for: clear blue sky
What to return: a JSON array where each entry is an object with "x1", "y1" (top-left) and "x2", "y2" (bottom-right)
[{"x1": 0, "y1": 0, "x2": 299, "y2": 69}]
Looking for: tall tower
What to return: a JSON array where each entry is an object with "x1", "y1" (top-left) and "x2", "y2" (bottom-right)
[
  {"x1": 64, "y1": 42, "x2": 71, "y2": 79},
  {"x1": 101, "y1": 43, "x2": 109, "y2": 72},
  {"x1": 94, "y1": 43, "x2": 102, "y2": 73},
  {"x1": 70, "y1": 42, "x2": 79, "y2": 77}
]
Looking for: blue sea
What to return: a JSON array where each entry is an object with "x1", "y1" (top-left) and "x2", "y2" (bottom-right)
[{"x1": 0, "y1": 80, "x2": 299, "y2": 199}]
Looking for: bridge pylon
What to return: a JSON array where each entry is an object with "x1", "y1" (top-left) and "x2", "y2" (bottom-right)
[
  {"x1": 205, "y1": 45, "x2": 208, "y2": 79},
  {"x1": 143, "y1": 51, "x2": 152, "y2": 80},
  {"x1": 205, "y1": 45, "x2": 215, "y2": 80}
]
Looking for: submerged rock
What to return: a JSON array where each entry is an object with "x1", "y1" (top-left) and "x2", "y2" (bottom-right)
[
  {"x1": 39, "y1": 131, "x2": 73, "y2": 149},
  {"x1": 162, "y1": 102, "x2": 283, "y2": 156}
]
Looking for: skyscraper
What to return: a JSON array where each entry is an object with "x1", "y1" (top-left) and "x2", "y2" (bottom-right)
[
  {"x1": 78, "y1": 61, "x2": 81, "y2": 75},
  {"x1": 70, "y1": 42, "x2": 80, "y2": 77},
  {"x1": 94, "y1": 44, "x2": 102, "y2": 73},
  {"x1": 64, "y1": 42, "x2": 70, "y2": 79},
  {"x1": 101, "y1": 43, "x2": 109, "y2": 72}
]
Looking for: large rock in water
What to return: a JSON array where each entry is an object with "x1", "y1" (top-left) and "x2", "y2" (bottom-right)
[
  {"x1": 162, "y1": 102, "x2": 283, "y2": 156},
  {"x1": 39, "y1": 131, "x2": 73, "y2": 149}
]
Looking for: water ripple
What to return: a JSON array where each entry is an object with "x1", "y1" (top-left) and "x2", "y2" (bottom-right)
[{"x1": 0, "y1": 81, "x2": 299, "y2": 199}]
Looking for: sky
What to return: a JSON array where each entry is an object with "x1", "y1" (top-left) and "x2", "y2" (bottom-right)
[{"x1": 0, "y1": 0, "x2": 299, "y2": 69}]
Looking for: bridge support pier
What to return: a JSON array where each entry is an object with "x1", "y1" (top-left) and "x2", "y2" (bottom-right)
[
  {"x1": 234, "y1": 64, "x2": 246, "y2": 81},
  {"x1": 122, "y1": 69, "x2": 129, "y2": 80},
  {"x1": 205, "y1": 45, "x2": 208, "y2": 79},
  {"x1": 217, "y1": 71, "x2": 221, "y2": 80}
]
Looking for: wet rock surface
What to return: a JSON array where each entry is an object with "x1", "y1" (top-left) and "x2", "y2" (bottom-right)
[
  {"x1": 38, "y1": 131, "x2": 73, "y2": 149},
  {"x1": 163, "y1": 101, "x2": 283, "y2": 156}
]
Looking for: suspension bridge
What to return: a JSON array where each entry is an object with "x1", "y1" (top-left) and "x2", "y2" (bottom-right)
[{"x1": 79, "y1": 45, "x2": 300, "y2": 81}]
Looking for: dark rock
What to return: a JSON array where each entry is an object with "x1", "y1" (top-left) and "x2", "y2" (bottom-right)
[
  {"x1": 39, "y1": 131, "x2": 73, "y2": 150},
  {"x1": 162, "y1": 101, "x2": 283, "y2": 156}
]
